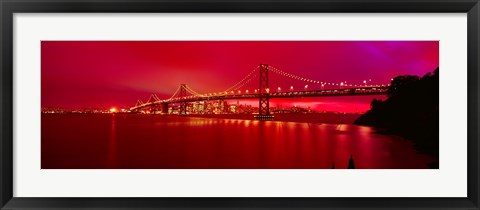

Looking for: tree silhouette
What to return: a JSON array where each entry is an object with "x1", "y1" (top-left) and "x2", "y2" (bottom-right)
[
  {"x1": 370, "y1": 98, "x2": 383, "y2": 109},
  {"x1": 355, "y1": 67, "x2": 439, "y2": 165},
  {"x1": 387, "y1": 75, "x2": 420, "y2": 96}
]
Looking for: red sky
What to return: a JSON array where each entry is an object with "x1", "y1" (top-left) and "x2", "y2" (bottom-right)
[{"x1": 41, "y1": 41, "x2": 438, "y2": 112}]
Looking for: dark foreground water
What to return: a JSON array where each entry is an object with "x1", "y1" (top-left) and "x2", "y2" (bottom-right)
[{"x1": 41, "y1": 114, "x2": 435, "y2": 169}]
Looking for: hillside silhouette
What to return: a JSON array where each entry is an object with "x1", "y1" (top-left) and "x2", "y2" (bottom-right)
[{"x1": 354, "y1": 68, "x2": 439, "y2": 157}]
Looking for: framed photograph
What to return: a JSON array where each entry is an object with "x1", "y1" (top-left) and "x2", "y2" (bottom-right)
[{"x1": 1, "y1": 0, "x2": 479, "y2": 209}]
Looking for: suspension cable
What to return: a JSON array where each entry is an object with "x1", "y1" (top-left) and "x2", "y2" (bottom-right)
[
  {"x1": 224, "y1": 66, "x2": 259, "y2": 92},
  {"x1": 166, "y1": 85, "x2": 182, "y2": 101}
]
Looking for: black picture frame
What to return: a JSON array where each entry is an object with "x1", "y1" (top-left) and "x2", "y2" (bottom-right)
[{"x1": 1, "y1": 0, "x2": 479, "y2": 209}]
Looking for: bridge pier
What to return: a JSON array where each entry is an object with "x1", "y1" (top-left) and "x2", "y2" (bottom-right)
[{"x1": 162, "y1": 102, "x2": 169, "y2": 114}]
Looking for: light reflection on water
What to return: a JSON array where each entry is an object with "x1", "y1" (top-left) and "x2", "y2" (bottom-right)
[
  {"x1": 107, "y1": 114, "x2": 117, "y2": 168},
  {"x1": 41, "y1": 114, "x2": 435, "y2": 169}
]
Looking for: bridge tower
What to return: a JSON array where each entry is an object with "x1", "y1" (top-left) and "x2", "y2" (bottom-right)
[
  {"x1": 256, "y1": 64, "x2": 274, "y2": 119},
  {"x1": 179, "y1": 84, "x2": 187, "y2": 115}
]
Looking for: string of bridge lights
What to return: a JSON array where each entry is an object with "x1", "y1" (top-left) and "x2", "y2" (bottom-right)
[
  {"x1": 135, "y1": 99, "x2": 144, "y2": 106},
  {"x1": 184, "y1": 85, "x2": 203, "y2": 97},
  {"x1": 224, "y1": 66, "x2": 259, "y2": 92},
  {"x1": 224, "y1": 73, "x2": 258, "y2": 94},
  {"x1": 176, "y1": 66, "x2": 261, "y2": 98},
  {"x1": 166, "y1": 85, "x2": 182, "y2": 101},
  {"x1": 268, "y1": 65, "x2": 381, "y2": 87},
  {"x1": 153, "y1": 94, "x2": 161, "y2": 101}
]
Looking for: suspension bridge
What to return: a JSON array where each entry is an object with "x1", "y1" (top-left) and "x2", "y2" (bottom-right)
[{"x1": 130, "y1": 64, "x2": 389, "y2": 118}]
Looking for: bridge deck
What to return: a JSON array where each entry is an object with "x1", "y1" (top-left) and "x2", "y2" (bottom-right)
[{"x1": 131, "y1": 87, "x2": 388, "y2": 110}]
